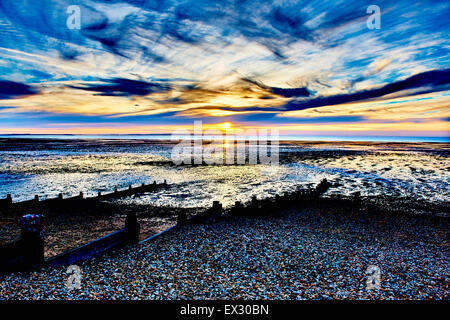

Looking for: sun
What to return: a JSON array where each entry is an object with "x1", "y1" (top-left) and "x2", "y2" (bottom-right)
[{"x1": 222, "y1": 122, "x2": 231, "y2": 129}]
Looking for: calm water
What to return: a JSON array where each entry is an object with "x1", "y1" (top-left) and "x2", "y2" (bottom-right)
[{"x1": 0, "y1": 137, "x2": 448, "y2": 211}]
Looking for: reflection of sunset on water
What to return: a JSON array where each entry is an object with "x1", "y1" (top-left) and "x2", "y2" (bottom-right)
[{"x1": 0, "y1": 140, "x2": 447, "y2": 212}]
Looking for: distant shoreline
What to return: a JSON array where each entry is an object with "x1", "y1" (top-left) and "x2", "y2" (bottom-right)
[
  {"x1": 0, "y1": 134, "x2": 450, "y2": 144},
  {"x1": 0, "y1": 134, "x2": 449, "y2": 143}
]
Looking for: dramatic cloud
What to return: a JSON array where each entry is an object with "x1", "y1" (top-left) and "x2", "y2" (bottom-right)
[
  {"x1": 284, "y1": 69, "x2": 450, "y2": 111},
  {"x1": 68, "y1": 78, "x2": 172, "y2": 97},
  {"x1": 242, "y1": 77, "x2": 311, "y2": 98},
  {"x1": 0, "y1": 0, "x2": 449, "y2": 135},
  {"x1": 0, "y1": 80, "x2": 38, "y2": 99}
]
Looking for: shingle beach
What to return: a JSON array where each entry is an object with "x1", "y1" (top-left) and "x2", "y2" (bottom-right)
[{"x1": 1, "y1": 207, "x2": 448, "y2": 300}]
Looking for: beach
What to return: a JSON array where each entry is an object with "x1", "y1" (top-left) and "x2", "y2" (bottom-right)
[
  {"x1": 0, "y1": 201, "x2": 196, "y2": 257},
  {"x1": 0, "y1": 138, "x2": 449, "y2": 257},
  {"x1": 1, "y1": 0, "x2": 449, "y2": 305},
  {"x1": 1, "y1": 203, "x2": 448, "y2": 300},
  {"x1": 0, "y1": 138, "x2": 448, "y2": 300}
]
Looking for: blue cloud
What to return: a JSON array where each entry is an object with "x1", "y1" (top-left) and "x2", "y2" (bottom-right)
[
  {"x1": 0, "y1": 0, "x2": 449, "y2": 132},
  {"x1": 0, "y1": 80, "x2": 38, "y2": 99},
  {"x1": 68, "y1": 78, "x2": 172, "y2": 96},
  {"x1": 242, "y1": 77, "x2": 310, "y2": 97},
  {"x1": 284, "y1": 69, "x2": 450, "y2": 111}
]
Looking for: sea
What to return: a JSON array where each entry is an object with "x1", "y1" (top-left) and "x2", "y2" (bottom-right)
[{"x1": 0, "y1": 135, "x2": 448, "y2": 213}]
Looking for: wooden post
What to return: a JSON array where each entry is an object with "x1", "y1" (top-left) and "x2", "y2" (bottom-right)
[
  {"x1": 6, "y1": 194, "x2": 12, "y2": 204},
  {"x1": 352, "y1": 191, "x2": 361, "y2": 216},
  {"x1": 295, "y1": 189, "x2": 302, "y2": 206},
  {"x1": 250, "y1": 195, "x2": 259, "y2": 216},
  {"x1": 125, "y1": 212, "x2": 140, "y2": 244},
  {"x1": 212, "y1": 201, "x2": 222, "y2": 211},
  {"x1": 275, "y1": 194, "x2": 281, "y2": 204},
  {"x1": 177, "y1": 212, "x2": 187, "y2": 225},
  {"x1": 306, "y1": 189, "x2": 311, "y2": 201},
  {"x1": 316, "y1": 178, "x2": 331, "y2": 194},
  {"x1": 20, "y1": 214, "x2": 44, "y2": 269},
  {"x1": 211, "y1": 201, "x2": 222, "y2": 219},
  {"x1": 232, "y1": 201, "x2": 243, "y2": 216},
  {"x1": 260, "y1": 198, "x2": 272, "y2": 216},
  {"x1": 283, "y1": 192, "x2": 290, "y2": 203}
]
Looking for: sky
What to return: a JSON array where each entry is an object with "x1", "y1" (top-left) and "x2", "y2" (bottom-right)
[{"x1": 0, "y1": 0, "x2": 449, "y2": 137}]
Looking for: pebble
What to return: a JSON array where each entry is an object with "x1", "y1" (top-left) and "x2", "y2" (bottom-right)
[{"x1": 0, "y1": 208, "x2": 448, "y2": 300}]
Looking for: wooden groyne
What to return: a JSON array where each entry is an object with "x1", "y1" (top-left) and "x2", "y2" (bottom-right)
[
  {"x1": 0, "y1": 212, "x2": 141, "y2": 273},
  {"x1": 0, "y1": 178, "x2": 340, "y2": 274},
  {"x1": 178, "y1": 178, "x2": 338, "y2": 224},
  {"x1": 47, "y1": 211, "x2": 140, "y2": 268},
  {"x1": 0, "y1": 176, "x2": 445, "y2": 274},
  {"x1": 0, "y1": 180, "x2": 168, "y2": 210}
]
